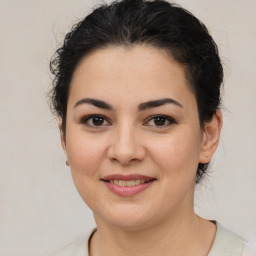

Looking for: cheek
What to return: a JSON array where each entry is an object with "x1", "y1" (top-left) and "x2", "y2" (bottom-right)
[
  {"x1": 65, "y1": 132, "x2": 106, "y2": 177},
  {"x1": 147, "y1": 129, "x2": 202, "y2": 177},
  {"x1": 147, "y1": 131, "x2": 202, "y2": 207},
  {"x1": 65, "y1": 133, "x2": 106, "y2": 207}
]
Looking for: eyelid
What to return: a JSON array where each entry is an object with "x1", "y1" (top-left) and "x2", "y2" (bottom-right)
[
  {"x1": 143, "y1": 114, "x2": 177, "y2": 127},
  {"x1": 80, "y1": 114, "x2": 176, "y2": 128},
  {"x1": 81, "y1": 114, "x2": 111, "y2": 127}
]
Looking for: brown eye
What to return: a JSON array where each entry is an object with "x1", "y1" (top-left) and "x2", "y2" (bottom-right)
[
  {"x1": 92, "y1": 117, "x2": 104, "y2": 126},
  {"x1": 153, "y1": 116, "x2": 166, "y2": 126},
  {"x1": 82, "y1": 115, "x2": 110, "y2": 127},
  {"x1": 145, "y1": 115, "x2": 176, "y2": 127}
]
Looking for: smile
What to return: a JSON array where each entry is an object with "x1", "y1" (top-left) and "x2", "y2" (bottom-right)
[
  {"x1": 108, "y1": 179, "x2": 148, "y2": 187},
  {"x1": 101, "y1": 175, "x2": 156, "y2": 196}
]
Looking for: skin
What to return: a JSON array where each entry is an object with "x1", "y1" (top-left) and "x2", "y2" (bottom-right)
[{"x1": 61, "y1": 45, "x2": 222, "y2": 256}]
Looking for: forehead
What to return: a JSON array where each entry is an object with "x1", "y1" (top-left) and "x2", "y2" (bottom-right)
[{"x1": 69, "y1": 45, "x2": 196, "y2": 108}]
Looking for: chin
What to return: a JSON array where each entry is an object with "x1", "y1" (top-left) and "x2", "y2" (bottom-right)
[{"x1": 94, "y1": 204, "x2": 156, "y2": 231}]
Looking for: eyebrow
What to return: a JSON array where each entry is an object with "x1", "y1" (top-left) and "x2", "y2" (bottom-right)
[
  {"x1": 138, "y1": 98, "x2": 183, "y2": 111},
  {"x1": 74, "y1": 97, "x2": 183, "y2": 111},
  {"x1": 74, "y1": 98, "x2": 113, "y2": 110}
]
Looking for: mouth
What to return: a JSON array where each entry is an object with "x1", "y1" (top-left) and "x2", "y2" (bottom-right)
[
  {"x1": 102, "y1": 179, "x2": 153, "y2": 187},
  {"x1": 101, "y1": 174, "x2": 156, "y2": 196}
]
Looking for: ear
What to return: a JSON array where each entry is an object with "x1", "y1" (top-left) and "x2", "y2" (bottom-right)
[
  {"x1": 199, "y1": 110, "x2": 222, "y2": 164},
  {"x1": 59, "y1": 120, "x2": 68, "y2": 159}
]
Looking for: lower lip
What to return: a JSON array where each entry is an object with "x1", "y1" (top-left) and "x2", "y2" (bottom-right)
[{"x1": 103, "y1": 180, "x2": 155, "y2": 197}]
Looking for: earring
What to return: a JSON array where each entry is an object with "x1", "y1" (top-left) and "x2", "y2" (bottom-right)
[{"x1": 66, "y1": 160, "x2": 70, "y2": 166}]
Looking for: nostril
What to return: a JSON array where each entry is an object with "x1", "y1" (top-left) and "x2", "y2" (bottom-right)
[{"x1": 106, "y1": 133, "x2": 146, "y2": 165}]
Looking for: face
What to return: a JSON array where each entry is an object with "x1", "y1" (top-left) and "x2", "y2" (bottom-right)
[{"x1": 62, "y1": 46, "x2": 218, "y2": 230}]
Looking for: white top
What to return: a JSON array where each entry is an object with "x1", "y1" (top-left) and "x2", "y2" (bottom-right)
[{"x1": 47, "y1": 223, "x2": 256, "y2": 256}]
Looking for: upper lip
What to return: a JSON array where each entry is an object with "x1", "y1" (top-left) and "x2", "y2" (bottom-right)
[{"x1": 101, "y1": 174, "x2": 156, "y2": 181}]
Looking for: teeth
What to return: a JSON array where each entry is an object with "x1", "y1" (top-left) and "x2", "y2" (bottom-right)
[
  {"x1": 110, "y1": 179, "x2": 147, "y2": 186},
  {"x1": 135, "y1": 180, "x2": 140, "y2": 185},
  {"x1": 127, "y1": 180, "x2": 135, "y2": 187},
  {"x1": 119, "y1": 180, "x2": 126, "y2": 187}
]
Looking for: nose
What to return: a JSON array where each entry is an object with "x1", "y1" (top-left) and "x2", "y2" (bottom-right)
[{"x1": 107, "y1": 124, "x2": 145, "y2": 166}]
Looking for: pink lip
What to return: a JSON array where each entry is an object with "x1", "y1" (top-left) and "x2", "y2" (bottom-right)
[{"x1": 101, "y1": 174, "x2": 156, "y2": 197}]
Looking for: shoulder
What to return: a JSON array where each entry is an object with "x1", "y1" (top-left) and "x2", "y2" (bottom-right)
[
  {"x1": 209, "y1": 222, "x2": 255, "y2": 256},
  {"x1": 243, "y1": 243, "x2": 256, "y2": 256},
  {"x1": 46, "y1": 236, "x2": 87, "y2": 256},
  {"x1": 45, "y1": 230, "x2": 96, "y2": 256}
]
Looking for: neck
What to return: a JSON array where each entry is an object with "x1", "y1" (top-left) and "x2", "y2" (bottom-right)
[{"x1": 90, "y1": 212, "x2": 216, "y2": 256}]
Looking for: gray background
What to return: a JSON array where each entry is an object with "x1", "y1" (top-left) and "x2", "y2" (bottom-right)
[{"x1": 0, "y1": 0, "x2": 255, "y2": 255}]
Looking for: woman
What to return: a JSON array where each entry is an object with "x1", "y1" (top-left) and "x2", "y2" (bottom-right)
[{"x1": 48, "y1": 0, "x2": 254, "y2": 255}]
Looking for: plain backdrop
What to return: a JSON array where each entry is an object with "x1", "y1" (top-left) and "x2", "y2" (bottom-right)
[{"x1": 0, "y1": 0, "x2": 255, "y2": 255}]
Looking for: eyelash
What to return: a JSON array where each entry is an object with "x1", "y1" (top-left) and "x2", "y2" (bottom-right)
[
  {"x1": 144, "y1": 115, "x2": 177, "y2": 127},
  {"x1": 81, "y1": 114, "x2": 177, "y2": 128},
  {"x1": 81, "y1": 114, "x2": 111, "y2": 127}
]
